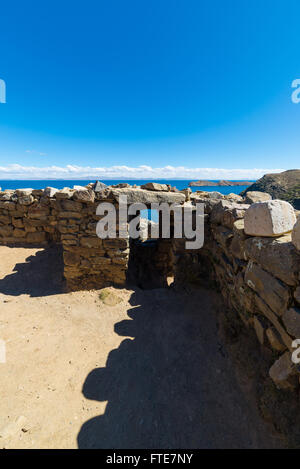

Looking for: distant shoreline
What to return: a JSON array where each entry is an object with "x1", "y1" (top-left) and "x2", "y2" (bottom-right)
[
  {"x1": 0, "y1": 179, "x2": 254, "y2": 196},
  {"x1": 0, "y1": 178, "x2": 256, "y2": 182},
  {"x1": 189, "y1": 180, "x2": 253, "y2": 187}
]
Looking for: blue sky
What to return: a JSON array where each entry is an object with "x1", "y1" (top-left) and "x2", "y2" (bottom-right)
[{"x1": 0, "y1": 0, "x2": 300, "y2": 179}]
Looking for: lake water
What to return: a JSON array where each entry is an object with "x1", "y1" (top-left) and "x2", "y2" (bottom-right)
[{"x1": 0, "y1": 179, "x2": 253, "y2": 195}]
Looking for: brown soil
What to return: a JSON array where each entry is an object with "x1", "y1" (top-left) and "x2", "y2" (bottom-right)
[{"x1": 0, "y1": 246, "x2": 284, "y2": 448}]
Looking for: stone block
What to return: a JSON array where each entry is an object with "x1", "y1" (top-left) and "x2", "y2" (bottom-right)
[
  {"x1": 253, "y1": 316, "x2": 265, "y2": 344},
  {"x1": 140, "y1": 182, "x2": 169, "y2": 191},
  {"x1": 58, "y1": 211, "x2": 82, "y2": 219},
  {"x1": 80, "y1": 237, "x2": 103, "y2": 248},
  {"x1": 13, "y1": 228, "x2": 26, "y2": 238},
  {"x1": 253, "y1": 294, "x2": 292, "y2": 350},
  {"x1": 109, "y1": 187, "x2": 185, "y2": 205},
  {"x1": 44, "y1": 187, "x2": 58, "y2": 198},
  {"x1": 282, "y1": 308, "x2": 300, "y2": 338},
  {"x1": 0, "y1": 225, "x2": 13, "y2": 236},
  {"x1": 292, "y1": 218, "x2": 300, "y2": 251},
  {"x1": 55, "y1": 188, "x2": 74, "y2": 199},
  {"x1": 266, "y1": 327, "x2": 286, "y2": 352},
  {"x1": 269, "y1": 352, "x2": 297, "y2": 389},
  {"x1": 0, "y1": 201, "x2": 16, "y2": 210},
  {"x1": 245, "y1": 234, "x2": 300, "y2": 286},
  {"x1": 63, "y1": 251, "x2": 81, "y2": 266},
  {"x1": 18, "y1": 195, "x2": 34, "y2": 206},
  {"x1": 245, "y1": 262, "x2": 290, "y2": 316},
  {"x1": 244, "y1": 191, "x2": 272, "y2": 204},
  {"x1": 26, "y1": 232, "x2": 47, "y2": 243},
  {"x1": 244, "y1": 200, "x2": 296, "y2": 237},
  {"x1": 73, "y1": 189, "x2": 95, "y2": 203},
  {"x1": 60, "y1": 200, "x2": 82, "y2": 212}
]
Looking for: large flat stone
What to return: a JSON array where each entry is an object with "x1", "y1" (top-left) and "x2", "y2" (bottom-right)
[
  {"x1": 140, "y1": 182, "x2": 169, "y2": 192},
  {"x1": 109, "y1": 188, "x2": 185, "y2": 205},
  {"x1": 244, "y1": 200, "x2": 296, "y2": 237}
]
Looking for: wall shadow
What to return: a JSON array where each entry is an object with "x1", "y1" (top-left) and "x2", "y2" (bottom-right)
[
  {"x1": 0, "y1": 244, "x2": 64, "y2": 297},
  {"x1": 77, "y1": 287, "x2": 279, "y2": 449}
]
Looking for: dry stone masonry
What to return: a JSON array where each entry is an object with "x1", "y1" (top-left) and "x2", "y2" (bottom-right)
[
  {"x1": 0, "y1": 184, "x2": 131, "y2": 291},
  {"x1": 172, "y1": 190, "x2": 300, "y2": 391},
  {"x1": 1, "y1": 183, "x2": 300, "y2": 391},
  {"x1": 0, "y1": 182, "x2": 184, "y2": 291}
]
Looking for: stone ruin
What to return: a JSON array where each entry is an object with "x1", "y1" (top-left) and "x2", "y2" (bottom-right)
[
  {"x1": 0, "y1": 182, "x2": 185, "y2": 290},
  {"x1": 1, "y1": 182, "x2": 300, "y2": 391}
]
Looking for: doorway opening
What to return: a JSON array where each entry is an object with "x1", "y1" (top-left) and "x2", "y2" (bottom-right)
[{"x1": 127, "y1": 209, "x2": 175, "y2": 289}]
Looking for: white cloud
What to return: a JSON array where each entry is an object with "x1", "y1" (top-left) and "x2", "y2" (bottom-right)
[{"x1": 0, "y1": 164, "x2": 285, "y2": 180}]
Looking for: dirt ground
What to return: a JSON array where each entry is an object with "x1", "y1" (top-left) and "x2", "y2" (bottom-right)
[{"x1": 0, "y1": 245, "x2": 284, "y2": 449}]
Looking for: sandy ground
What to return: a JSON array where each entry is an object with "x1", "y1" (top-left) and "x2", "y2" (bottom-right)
[{"x1": 0, "y1": 245, "x2": 284, "y2": 449}]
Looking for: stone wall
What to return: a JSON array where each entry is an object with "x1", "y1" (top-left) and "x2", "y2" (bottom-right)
[
  {"x1": 0, "y1": 186, "x2": 130, "y2": 290},
  {"x1": 2, "y1": 182, "x2": 300, "y2": 390},
  {"x1": 0, "y1": 183, "x2": 185, "y2": 291},
  {"x1": 173, "y1": 192, "x2": 300, "y2": 390}
]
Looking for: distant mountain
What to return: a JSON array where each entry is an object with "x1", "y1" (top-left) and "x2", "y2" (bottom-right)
[
  {"x1": 188, "y1": 180, "x2": 253, "y2": 187},
  {"x1": 240, "y1": 169, "x2": 300, "y2": 209}
]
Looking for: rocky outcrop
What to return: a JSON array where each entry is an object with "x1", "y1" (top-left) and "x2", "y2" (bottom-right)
[{"x1": 241, "y1": 169, "x2": 300, "y2": 209}]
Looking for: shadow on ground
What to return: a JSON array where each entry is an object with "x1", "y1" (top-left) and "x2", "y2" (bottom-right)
[
  {"x1": 0, "y1": 245, "x2": 64, "y2": 297},
  {"x1": 77, "y1": 286, "x2": 282, "y2": 449}
]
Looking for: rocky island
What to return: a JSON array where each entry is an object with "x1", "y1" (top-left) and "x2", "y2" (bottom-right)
[{"x1": 189, "y1": 179, "x2": 253, "y2": 187}]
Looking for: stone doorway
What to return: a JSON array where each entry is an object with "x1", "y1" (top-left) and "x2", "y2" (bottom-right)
[{"x1": 127, "y1": 209, "x2": 175, "y2": 289}]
